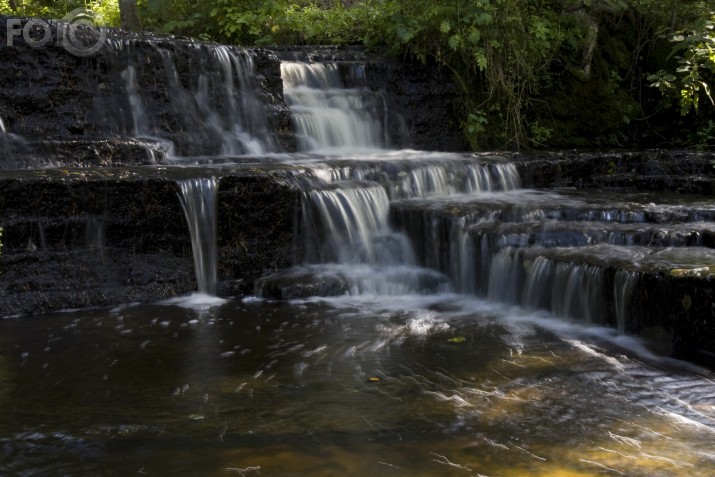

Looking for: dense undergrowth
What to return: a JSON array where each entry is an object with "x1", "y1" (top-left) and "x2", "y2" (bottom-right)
[{"x1": 1, "y1": 0, "x2": 713, "y2": 150}]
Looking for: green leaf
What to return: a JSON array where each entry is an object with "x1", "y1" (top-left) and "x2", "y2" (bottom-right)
[
  {"x1": 476, "y1": 13, "x2": 492, "y2": 26},
  {"x1": 396, "y1": 24, "x2": 416, "y2": 43},
  {"x1": 163, "y1": 20, "x2": 177, "y2": 32},
  {"x1": 447, "y1": 336, "x2": 466, "y2": 343},
  {"x1": 474, "y1": 50, "x2": 488, "y2": 71},
  {"x1": 440, "y1": 21, "x2": 451, "y2": 34},
  {"x1": 448, "y1": 34, "x2": 463, "y2": 50},
  {"x1": 467, "y1": 28, "x2": 481, "y2": 46}
]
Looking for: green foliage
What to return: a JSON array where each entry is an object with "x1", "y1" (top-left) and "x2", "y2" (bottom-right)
[
  {"x1": 465, "y1": 112, "x2": 488, "y2": 150},
  {"x1": 529, "y1": 121, "x2": 553, "y2": 146},
  {"x1": 649, "y1": 14, "x2": 715, "y2": 116},
  {"x1": 696, "y1": 120, "x2": 715, "y2": 149},
  {"x1": 361, "y1": 0, "x2": 569, "y2": 148},
  {"x1": 0, "y1": 1, "x2": 120, "y2": 26},
  {"x1": 202, "y1": 0, "x2": 397, "y2": 45},
  {"x1": 137, "y1": 0, "x2": 215, "y2": 38}
]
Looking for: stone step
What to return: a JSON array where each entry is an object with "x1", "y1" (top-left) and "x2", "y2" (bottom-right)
[
  {"x1": 0, "y1": 167, "x2": 302, "y2": 315},
  {"x1": 392, "y1": 189, "x2": 715, "y2": 228},
  {"x1": 468, "y1": 220, "x2": 715, "y2": 250},
  {"x1": 480, "y1": 244, "x2": 715, "y2": 361},
  {"x1": 588, "y1": 174, "x2": 715, "y2": 194},
  {"x1": 514, "y1": 150, "x2": 715, "y2": 191}
]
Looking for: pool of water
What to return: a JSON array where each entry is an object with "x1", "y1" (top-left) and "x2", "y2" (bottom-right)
[{"x1": 1, "y1": 294, "x2": 714, "y2": 476}]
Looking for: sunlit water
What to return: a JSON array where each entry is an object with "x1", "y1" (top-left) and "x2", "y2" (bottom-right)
[{"x1": 1, "y1": 294, "x2": 714, "y2": 476}]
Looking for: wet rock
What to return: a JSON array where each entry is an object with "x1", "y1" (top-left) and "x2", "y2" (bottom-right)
[
  {"x1": 0, "y1": 169, "x2": 302, "y2": 315},
  {"x1": 0, "y1": 249, "x2": 194, "y2": 316},
  {"x1": 0, "y1": 16, "x2": 295, "y2": 160},
  {"x1": 257, "y1": 270, "x2": 350, "y2": 300},
  {"x1": 514, "y1": 150, "x2": 715, "y2": 193}
]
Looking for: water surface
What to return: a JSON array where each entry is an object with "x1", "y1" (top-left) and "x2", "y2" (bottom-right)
[{"x1": 1, "y1": 295, "x2": 714, "y2": 476}]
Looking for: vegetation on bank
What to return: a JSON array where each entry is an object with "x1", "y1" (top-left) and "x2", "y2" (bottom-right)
[{"x1": 1, "y1": 0, "x2": 713, "y2": 150}]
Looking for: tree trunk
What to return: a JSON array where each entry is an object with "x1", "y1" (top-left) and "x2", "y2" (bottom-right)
[{"x1": 119, "y1": 0, "x2": 142, "y2": 31}]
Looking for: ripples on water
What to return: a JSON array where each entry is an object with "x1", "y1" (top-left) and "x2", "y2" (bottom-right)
[{"x1": 1, "y1": 294, "x2": 714, "y2": 476}]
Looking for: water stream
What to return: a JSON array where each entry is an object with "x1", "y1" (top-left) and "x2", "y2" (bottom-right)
[
  {"x1": 2, "y1": 47, "x2": 715, "y2": 476},
  {"x1": 177, "y1": 177, "x2": 218, "y2": 296},
  {"x1": 281, "y1": 61, "x2": 403, "y2": 152}
]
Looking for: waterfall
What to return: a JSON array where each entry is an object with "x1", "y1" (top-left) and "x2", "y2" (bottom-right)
[
  {"x1": 209, "y1": 45, "x2": 272, "y2": 155},
  {"x1": 178, "y1": 178, "x2": 218, "y2": 296},
  {"x1": 614, "y1": 270, "x2": 639, "y2": 333},
  {"x1": 304, "y1": 183, "x2": 415, "y2": 267},
  {"x1": 309, "y1": 158, "x2": 521, "y2": 200},
  {"x1": 487, "y1": 249, "x2": 523, "y2": 305},
  {"x1": 108, "y1": 41, "x2": 274, "y2": 158},
  {"x1": 0, "y1": 116, "x2": 6, "y2": 133},
  {"x1": 121, "y1": 65, "x2": 150, "y2": 138},
  {"x1": 290, "y1": 156, "x2": 521, "y2": 297},
  {"x1": 489, "y1": 251, "x2": 607, "y2": 323},
  {"x1": 281, "y1": 61, "x2": 398, "y2": 152},
  {"x1": 399, "y1": 162, "x2": 521, "y2": 198}
]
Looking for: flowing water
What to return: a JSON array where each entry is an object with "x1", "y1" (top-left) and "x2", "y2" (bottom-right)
[
  {"x1": 97, "y1": 39, "x2": 276, "y2": 157},
  {"x1": 2, "y1": 49, "x2": 715, "y2": 476},
  {"x1": 177, "y1": 177, "x2": 219, "y2": 296},
  {"x1": 281, "y1": 61, "x2": 398, "y2": 152},
  {"x1": 2, "y1": 296, "x2": 715, "y2": 476}
]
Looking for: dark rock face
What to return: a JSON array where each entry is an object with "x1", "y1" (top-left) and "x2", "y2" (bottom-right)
[
  {"x1": 217, "y1": 173, "x2": 301, "y2": 281},
  {"x1": 0, "y1": 16, "x2": 295, "y2": 158},
  {"x1": 515, "y1": 150, "x2": 715, "y2": 194},
  {"x1": 0, "y1": 169, "x2": 301, "y2": 315},
  {"x1": 364, "y1": 61, "x2": 469, "y2": 152}
]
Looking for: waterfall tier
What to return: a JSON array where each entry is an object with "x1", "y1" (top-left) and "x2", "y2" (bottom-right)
[{"x1": 281, "y1": 61, "x2": 409, "y2": 152}]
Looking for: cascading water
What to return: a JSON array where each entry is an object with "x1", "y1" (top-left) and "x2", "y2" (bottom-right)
[
  {"x1": 258, "y1": 61, "x2": 522, "y2": 297},
  {"x1": 274, "y1": 65, "x2": 526, "y2": 298},
  {"x1": 211, "y1": 45, "x2": 273, "y2": 155},
  {"x1": 177, "y1": 177, "x2": 218, "y2": 296},
  {"x1": 523, "y1": 256, "x2": 606, "y2": 323},
  {"x1": 389, "y1": 186, "x2": 715, "y2": 338},
  {"x1": 121, "y1": 65, "x2": 150, "y2": 139},
  {"x1": 105, "y1": 42, "x2": 282, "y2": 291},
  {"x1": 281, "y1": 61, "x2": 401, "y2": 152},
  {"x1": 614, "y1": 270, "x2": 639, "y2": 333},
  {"x1": 304, "y1": 184, "x2": 414, "y2": 266},
  {"x1": 101, "y1": 40, "x2": 276, "y2": 158}
]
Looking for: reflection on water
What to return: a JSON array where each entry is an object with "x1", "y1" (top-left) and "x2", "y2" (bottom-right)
[{"x1": 1, "y1": 295, "x2": 714, "y2": 476}]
